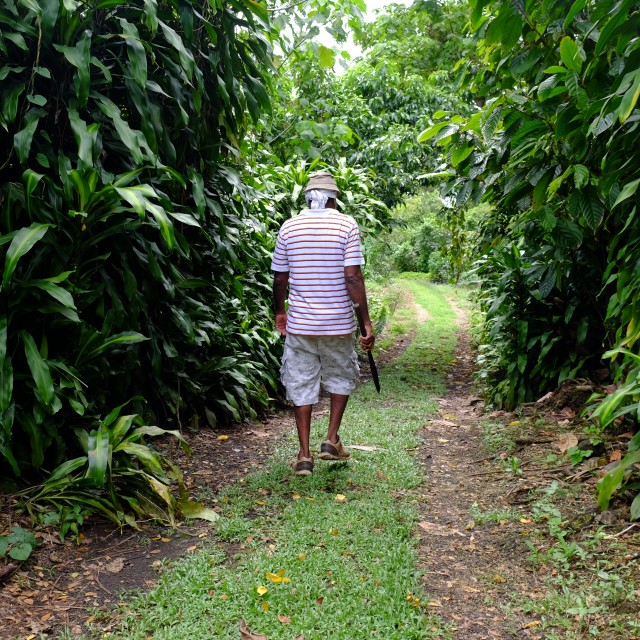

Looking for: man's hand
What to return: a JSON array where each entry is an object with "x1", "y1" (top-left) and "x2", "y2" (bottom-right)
[
  {"x1": 275, "y1": 312, "x2": 287, "y2": 336},
  {"x1": 360, "y1": 324, "x2": 375, "y2": 351}
]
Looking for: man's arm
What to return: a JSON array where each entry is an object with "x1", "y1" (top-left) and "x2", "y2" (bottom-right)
[
  {"x1": 273, "y1": 271, "x2": 289, "y2": 336},
  {"x1": 344, "y1": 265, "x2": 375, "y2": 351}
]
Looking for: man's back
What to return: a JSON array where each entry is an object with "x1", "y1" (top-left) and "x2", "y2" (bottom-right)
[{"x1": 271, "y1": 208, "x2": 364, "y2": 335}]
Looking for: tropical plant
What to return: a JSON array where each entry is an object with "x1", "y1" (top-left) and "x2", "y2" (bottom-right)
[
  {"x1": 423, "y1": 0, "x2": 640, "y2": 508},
  {"x1": 0, "y1": 0, "x2": 277, "y2": 484},
  {"x1": 18, "y1": 404, "x2": 212, "y2": 530}
]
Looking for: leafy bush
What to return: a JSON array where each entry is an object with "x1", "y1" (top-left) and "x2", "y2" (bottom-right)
[
  {"x1": 427, "y1": 0, "x2": 640, "y2": 508},
  {"x1": 19, "y1": 404, "x2": 201, "y2": 530},
  {"x1": 0, "y1": 0, "x2": 277, "y2": 482}
]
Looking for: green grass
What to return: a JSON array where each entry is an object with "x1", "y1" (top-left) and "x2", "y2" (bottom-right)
[{"x1": 86, "y1": 281, "x2": 459, "y2": 640}]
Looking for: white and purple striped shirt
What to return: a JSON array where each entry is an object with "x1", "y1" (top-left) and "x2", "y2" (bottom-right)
[{"x1": 271, "y1": 208, "x2": 365, "y2": 336}]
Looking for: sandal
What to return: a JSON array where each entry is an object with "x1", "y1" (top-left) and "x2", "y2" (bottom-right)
[
  {"x1": 294, "y1": 456, "x2": 314, "y2": 476},
  {"x1": 318, "y1": 439, "x2": 351, "y2": 461}
]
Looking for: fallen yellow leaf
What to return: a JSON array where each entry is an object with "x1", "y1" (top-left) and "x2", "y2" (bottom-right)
[
  {"x1": 335, "y1": 494, "x2": 347, "y2": 502},
  {"x1": 261, "y1": 599, "x2": 269, "y2": 612},
  {"x1": 298, "y1": 553, "x2": 306, "y2": 561},
  {"x1": 161, "y1": 537, "x2": 171, "y2": 543},
  {"x1": 256, "y1": 586, "x2": 268, "y2": 596},
  {"x1": 493, "y1": 574, "x2": 506, "y2": 583},
  {"x1": 330, "y1": 528, "x2": 339, "y2": 536},
  {"x1": 266, "y1": 569, "x2": 290, "y2": 584},
  {"x1": 508, "y1": 420, "x2": 520, "y2": 427},
  {"x1": 217, "y1": 435, "x2": 229, "y2": 441},
  {"x1": 523, "y1": 621, "x2": 541, "y2": 629},
  {"x1": 437, "y1": 438, "x2": 449, "y2": 443},
  {"x1": 292, "y1": 493, "x2": 301, "y2": 500},
  {"x1": 187, "y1": 545, "x2": 197, "y2": 552},
  {"x1": 255, "y1": 500, "x2": 267, "y2": 505}
]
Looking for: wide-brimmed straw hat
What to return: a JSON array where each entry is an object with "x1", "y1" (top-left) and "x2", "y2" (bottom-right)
[{"x1": 304, "y1": 172, "x2": 340, "y2": 194}]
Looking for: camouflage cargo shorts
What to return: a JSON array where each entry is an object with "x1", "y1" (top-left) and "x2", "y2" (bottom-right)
[{"x1": 280, "y1": 333, "x2": 359, "y2": 406}]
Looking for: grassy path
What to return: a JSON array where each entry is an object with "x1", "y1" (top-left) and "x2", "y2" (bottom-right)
[{"x1": 92, "y1": 280, "x2": 459, "y2": 640}]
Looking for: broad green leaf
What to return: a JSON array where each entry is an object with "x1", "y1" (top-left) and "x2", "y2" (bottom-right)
[
  {"x1": 597, "y1": 463, "x2": 625, "y2": 510},
  {"x1": 96, "y1": 96, "x2": 143, "y2": 164},
  {"x1": 5, "y1": 32, "x2": 28, "y2": 51},
  {"x1": 54, "y1": 32, "x2": 91, "y2": 107},
  {"x1": 631, "y1": 493, "x2": 640, "y2": 521},
  {"x1": 13, "y1": 116, "x2": 40, "y2": 164},
  {"x1": 146, "y1": 202, "x2": 176, "y2": 248},
  {"x1": 143, "y1": 0, "x2": 158, "y2": 33},
  {"x1": 417, "y1": 121, "x2": 452, "y2": 143},
  {"x1": 8, "y1": 542, "x2": 32, "y2": 561},
  {"x1": 451, "y1": 144, "x2": 474, "y2": 167},
  {"x1": 613, "y1": 178, "x2": 640, "y2": 208},
  {"x1": 2, "y1": 84, "x2": 25, "y2": 124},
  {"x1": 85, "y1": 331, "x2": 149, "y2": 360},
  {"x1": 116, "y1": 442, "x2": 165, "y2": 477},
  {"x1": 68, "y1": 109, "x2": 98, "y2": 170},
  {"x1": 594, "y1": 0, "x2": 637, "y2": 56},
  {"x1": 86, "y1": 425, "x2": 110, "y2": 487},
  {"x1": 30, "y1": 280, "x2": 76, "y2": 310},
  {"x1": 41, "y1": 0, "x2": 60, "y2": 40},
  {"x1": 574, "y1": 164, "x2": 589, "y2": 189},
  {"x1": 317, "y1": 44, "x2": 336, "y2": 69},
  {"x1": 21, "y1": 331, "x2": 55, "y2": 406},
  {"x1": 553, "y1": 219, "x2": 583, "y2": 248},
  {"x1": 46, "y1": 457, "x2": 86, "y2": 482},
  {"x1": 169, "y1": 212, "x2": 200, "y2": 227},
  {"x1": 559, "y1": 36, "x2": 583, "y2": 73},
  {"x1": 616, "y1": 69, "x2": 640, "y2": 124},
  {"x1": 3, "y1": 223, "x2": 51, "y2": 288},
  {"x1": 116, "y1": 186, "x2": 149, "y2": 218},
  {"x1": 158, "y1": 20, "x2": 194, "y2": 78},
  {"x1": 119, "y1": 19, "x2": 147, "y2": 89},
  {"x1": 564, "y1": 0, "x2": 587, "y2": 30},
  {"x1": 106, "y1": 414, "x2": 136, "y2": 443}
]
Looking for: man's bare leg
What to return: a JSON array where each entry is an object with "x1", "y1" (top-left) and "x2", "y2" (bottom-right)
[
  {"x1": 326, "y1": 393, "x2": 349, "y2": 444},
  {"x1": 294, "y1": 404, "x2": 312, "y2": 460}
]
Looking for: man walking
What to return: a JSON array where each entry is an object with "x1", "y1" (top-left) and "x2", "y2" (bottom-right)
[{"x1": 271, "y1": 171, "x2": 375, "y2": 475}]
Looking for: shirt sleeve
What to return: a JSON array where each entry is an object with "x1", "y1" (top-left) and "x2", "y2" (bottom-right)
[
  {"x1": 344, "y1": 220, "x2": 365, "y2": 267},
  {"x1": 271, "y1": 226, "x2": 290, "y2": 272}
]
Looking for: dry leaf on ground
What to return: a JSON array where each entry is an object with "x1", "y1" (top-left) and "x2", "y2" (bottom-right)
[
  {"x1": 350, "y1": 445, "x2": 383, "y2": 452},
  {"x1": 104, "y1": 558, "x2": 125, "y2": 573},
  {"x1": 553, "y1": 433, "x2": 578, "y2": 453},
  {"x1": 239, "y1": 620, "x2": 268, "y2": 640}
]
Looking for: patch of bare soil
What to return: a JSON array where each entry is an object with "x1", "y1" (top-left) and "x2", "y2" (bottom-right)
[
  {"x1": 417, "y1": 328, "x2": 541, "y2": 638},
  {"x1": 416, "y1": 316, "x2": 638, "y2": 639}
]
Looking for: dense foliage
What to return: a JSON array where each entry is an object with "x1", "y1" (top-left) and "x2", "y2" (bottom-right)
[
  {"x1": 264, "y1": 1, "x2": 472, "y2": 210},
  {"x1": 427, "y1": 0, "x2": 640, "y2": 515},
  {"x1": 0, "y1": 0, "x2": 277, "y2": 493}
]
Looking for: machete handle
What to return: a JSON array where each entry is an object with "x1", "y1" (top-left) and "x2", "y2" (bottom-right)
[{"x1": 353, "y1": 302, "x2": 368, "y2": 336}]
